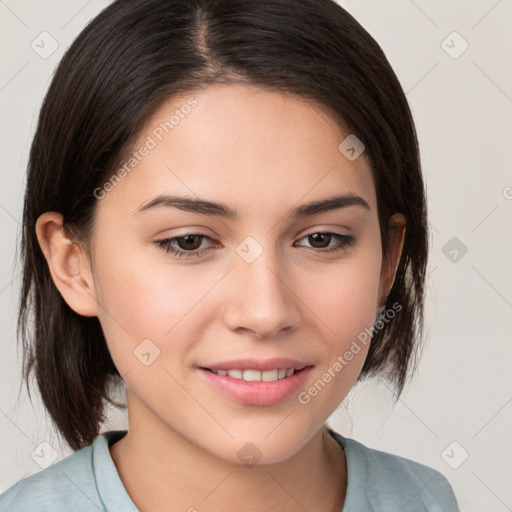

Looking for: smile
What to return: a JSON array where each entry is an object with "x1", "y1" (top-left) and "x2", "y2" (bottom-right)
[
  {"x1": 207, "y1": 368, "x2": 296, "y2": 381},
  {"x1": 199, "y1": 365, "x2": 313, "y2": 405}
]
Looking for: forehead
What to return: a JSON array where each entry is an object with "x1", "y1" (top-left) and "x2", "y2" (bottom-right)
[{"x1": 99, "y1": 83, "x2": 376, "y2": 219}]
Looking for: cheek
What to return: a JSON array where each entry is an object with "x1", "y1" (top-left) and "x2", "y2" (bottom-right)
[
  {"x1": 91, "y1": 243, "x2": 224, "y2": 372},
  {"x1": 293, "y1": 248, "x2": 382, "y2": 402},
  {"x1": 297, "y1": 253, "x2": 382, "y2": 339},
  {"x1": 294, "y1": 267, "x2": 379, "y2": 424}
]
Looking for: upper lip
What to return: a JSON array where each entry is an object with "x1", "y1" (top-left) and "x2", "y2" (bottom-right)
[{"x1": 200, "y1": 358, "x2": 312, "y2": 372}]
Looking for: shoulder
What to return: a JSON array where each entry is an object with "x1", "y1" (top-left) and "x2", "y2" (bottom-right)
[
  {"x1": 0, "y1": 439, "x2": 101, "y2": 511},
  {"x1": 328, "y1": 428, "x2": 461, "y2": 512}
]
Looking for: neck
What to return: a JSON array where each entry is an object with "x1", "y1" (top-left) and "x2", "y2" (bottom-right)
[{"x1": 110, "y1": 393, "x2": 347, "y2": 512}]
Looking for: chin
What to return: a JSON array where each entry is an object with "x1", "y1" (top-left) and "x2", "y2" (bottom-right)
[{"x1": 202, "y1": 429, "x2": 313, "y2": 467}]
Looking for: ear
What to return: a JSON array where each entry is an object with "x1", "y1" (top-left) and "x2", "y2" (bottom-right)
[
  {"x1": 377, "y1": 213, "x2": 406, "y2": 310},
  {"x1": 35, "y1": 212, "x2": 99, "y2": 317}
]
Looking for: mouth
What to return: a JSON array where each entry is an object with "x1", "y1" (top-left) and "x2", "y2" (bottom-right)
[
  {"x1": 202, "y1": 367, "x2": 302, "y2": 382},
  {"x1": 197, "y1": 359, "x2": 313, "y2": 405}
]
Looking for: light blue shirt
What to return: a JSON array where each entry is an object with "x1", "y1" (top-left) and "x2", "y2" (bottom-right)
[{"x1": 0, "y1": 428, "x2": 460, "y2": 511}]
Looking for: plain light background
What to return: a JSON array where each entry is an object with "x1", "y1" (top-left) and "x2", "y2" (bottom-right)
[{"x1": 0, "y1": 1, "x2": 511, "y2": 510}]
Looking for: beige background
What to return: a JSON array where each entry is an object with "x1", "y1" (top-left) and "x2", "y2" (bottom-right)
[{"x1": 1, "y1": 1, "x2": 511, "y2": 510}]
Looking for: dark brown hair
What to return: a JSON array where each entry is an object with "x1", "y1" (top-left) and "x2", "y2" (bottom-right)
[{"x1": 18, "y1": 0, "x2": 428, "y2": 450}]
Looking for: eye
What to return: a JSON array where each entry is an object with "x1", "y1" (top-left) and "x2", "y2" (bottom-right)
[
  {"x1": 154, "y1": 231, "x2": 356, "y2": 260},
  {"x1": 154, "y1": 234, "x2": 217, "y2": 259},
  {"x1": 295, "y1": 232, "x2": 355, "y2": 253}
]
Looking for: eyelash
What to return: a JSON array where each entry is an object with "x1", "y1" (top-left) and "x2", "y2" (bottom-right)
[{"x1": 154, "y1": 232, "x2": 356, "y2": 259}]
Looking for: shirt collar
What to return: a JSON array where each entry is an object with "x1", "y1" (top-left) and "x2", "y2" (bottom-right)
[
  {"x1": 92, "y1": 430, "x2": 139, "y2": 512},
  {"x1": 325, "y1": 426, "x2": 373, "y2": 512}
]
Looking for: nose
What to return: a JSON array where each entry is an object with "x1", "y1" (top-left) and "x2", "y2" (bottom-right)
[{"x1": 222, "y1": 246, "x2": 301, "y2": 340}]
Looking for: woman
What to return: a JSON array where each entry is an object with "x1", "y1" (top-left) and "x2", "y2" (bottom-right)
[{"x1": 1, "y1": 0, "x2": 460, "y2": 510}]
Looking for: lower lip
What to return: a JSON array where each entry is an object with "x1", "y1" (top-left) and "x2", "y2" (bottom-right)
[{"x1": 198, "y1": 367, "x2": 313, "y2": 405}]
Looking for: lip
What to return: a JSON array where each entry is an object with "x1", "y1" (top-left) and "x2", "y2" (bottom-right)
[
  {"x1": 198, "y1": 363, "x2": 313, "y2": 406},
  {"x1": 201, "y1": 357, "x2": 310, "y2": 372}
]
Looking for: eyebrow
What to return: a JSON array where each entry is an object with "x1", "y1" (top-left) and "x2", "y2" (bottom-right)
[{"x1": 133, "y1": 193, "x2": 370, "y2": 219}]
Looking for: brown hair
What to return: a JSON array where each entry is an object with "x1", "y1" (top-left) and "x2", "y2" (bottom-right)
[{"x1": 18, "y1": 0, "x2": 428, "y2": 450}]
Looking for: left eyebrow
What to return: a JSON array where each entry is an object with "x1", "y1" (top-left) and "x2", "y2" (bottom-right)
[
  {"x1": 132, "y1": 193, "x2": 370, "y2": 218},
  {"x1": 289, "y1": 193, "x2": 370, "y2": 218}
]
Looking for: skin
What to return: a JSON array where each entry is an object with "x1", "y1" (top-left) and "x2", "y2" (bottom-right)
[{"x1": 36, "y1": 83, "x2": 405, "y2": 511}]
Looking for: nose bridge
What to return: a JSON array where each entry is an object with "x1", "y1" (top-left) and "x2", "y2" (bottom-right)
[{"x1": 224, "y1": 235, "x2": 299, "y2": 338}]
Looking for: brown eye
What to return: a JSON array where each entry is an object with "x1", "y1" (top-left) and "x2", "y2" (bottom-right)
[
  {"x1": 154, "y1": 234, "x2": 215, "y2": 259},
  {"x1": 174, "y1": 234, "x2": 204, "y2": 251},
  {"x1": 296, "y1": 232, "x2": 355, "y2": 253},
  {"x1": 307, "y1": 233, "x2": 333, "y2": 249}
]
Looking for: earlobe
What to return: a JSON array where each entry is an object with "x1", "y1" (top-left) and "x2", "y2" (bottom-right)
[
  {"x1": 35, "y1": 212, "x2": 99, "y2": 317},
  {"x1": 378, "y1": 213, "x2": 406, "y2": 309}
]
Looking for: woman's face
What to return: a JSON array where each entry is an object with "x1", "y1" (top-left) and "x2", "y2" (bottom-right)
[{"x1": 85, "y1": 83, "x2": 404, "y2": 464}]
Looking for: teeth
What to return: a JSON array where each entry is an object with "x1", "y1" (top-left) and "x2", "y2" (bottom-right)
[
  {"x1": 261, "y1": 369, "x2": 278, "y2": 382},
  {"x1": 227, "y1": 369, "x2": 243, "y2": 379},
  {"x1": 243, "y1": 369, "x2": 261, "y2": 382},
  {"x1": 214, "y1": 368, "x2": 296, "y2": 381}
]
